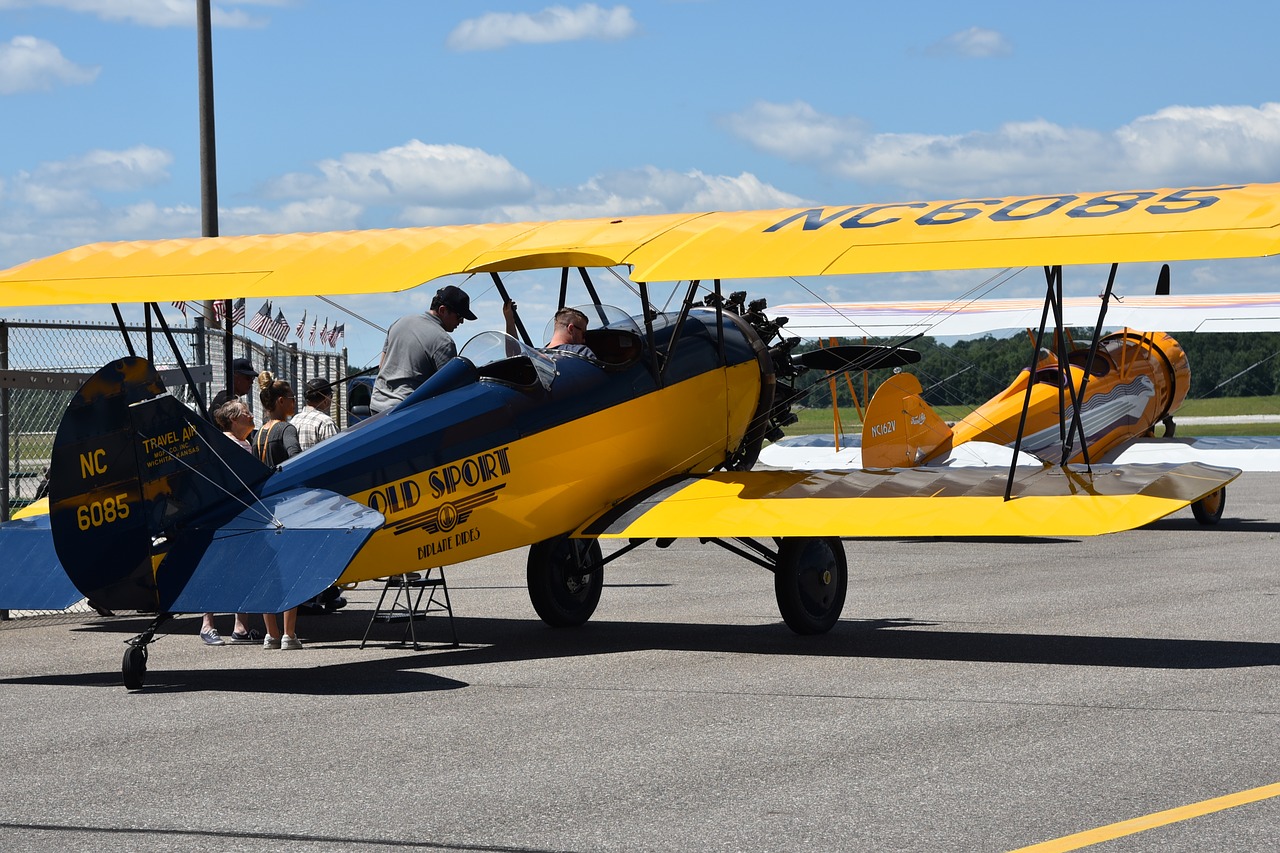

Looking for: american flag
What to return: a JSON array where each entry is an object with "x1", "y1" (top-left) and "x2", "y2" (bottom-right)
[
  {"x1": 249, "y1": 301, "x2": 273, "y2": 336},
  {"x1": 309, "y1": 317, "x2": 317, "y2": 346},
  {"x1": 171, "y1": 300, "x2": 187, "y2": 317},
  {"x1": 270, "y1": 310, "x2": 290, "y2": 342},
  {"x1": 214, "y1": 298, "x2": 246, "y2": 325},
  {"x1": 319, "y1": 319, "x2": 329, "y2": 347},
  {"x1": 295, "y1": 310, "x2": 307, "y2": 339},
  {"x1": 329, "y1": 323, "x2": 345, "y2": 347}
]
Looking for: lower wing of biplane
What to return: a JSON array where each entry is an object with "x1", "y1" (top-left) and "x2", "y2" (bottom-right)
[{"x1": 0, "y1": 181, "x2": 1276, "y2": 688}]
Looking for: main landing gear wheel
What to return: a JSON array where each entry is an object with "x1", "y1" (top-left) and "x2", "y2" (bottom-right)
[
  {"x1": 1191, "y1": 487, "x2": 1226, "y2": 526},
  {"x1": 774, "y1": 536, "x2": 847, "y2": 635},
  {"x1": 527, "y1": 535, "x2": 604, "y2": 627},
  {"x1": 122, "y1": 643, "x2": 147, "y2": 690}
]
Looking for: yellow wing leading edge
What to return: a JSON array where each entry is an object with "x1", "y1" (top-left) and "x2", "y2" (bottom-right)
[{"x1": 1, "y1": 183, "x2": 1279, "y2": 307}]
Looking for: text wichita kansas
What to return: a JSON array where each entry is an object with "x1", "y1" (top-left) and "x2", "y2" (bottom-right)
[{"x1": 366, "y1": 446, "x2": 513, "y2": 562}]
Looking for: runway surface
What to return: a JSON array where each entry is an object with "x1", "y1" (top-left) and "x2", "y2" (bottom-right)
[{"x1": 2, "y1": 474, "x2": 1277, "y2": 852}]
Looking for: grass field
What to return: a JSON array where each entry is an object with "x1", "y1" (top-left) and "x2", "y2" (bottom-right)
[{"x1": 784, "y1": 394, "x2": 1280, "y2": 437}]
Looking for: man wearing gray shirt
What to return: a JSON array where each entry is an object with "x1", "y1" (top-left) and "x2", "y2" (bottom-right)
[{"x1": 370, "y1": 284, "x2": 476, "y2": 414}]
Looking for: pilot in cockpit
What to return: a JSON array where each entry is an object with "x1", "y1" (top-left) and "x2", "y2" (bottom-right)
[{"x1": 504, "y1": 302, "x2": 595, "y2": 358}]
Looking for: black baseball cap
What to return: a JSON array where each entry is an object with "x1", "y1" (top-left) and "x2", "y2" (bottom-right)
[
  {"x1": 435, "y1": 285, "x2": 477, "y2": 321},
  {"x1": 232, "y1": 357, "x2": 257, "y2": 377}
]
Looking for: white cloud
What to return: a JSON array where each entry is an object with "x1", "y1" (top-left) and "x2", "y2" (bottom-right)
[
  {"x1": 267, "y1": 140, "x2": 536, "y2": 207},
  {"x1": 925, "y1": 26, "x2": 1013, "y2": 59},
  {"x1": 400, "y1": 166, "x2": 804, "y2": 226},
  {"x1": 30, "y1": 144, "x2": 173, "y2": 191},
  {"x1": 0, "y1": 35, "x2": 99, "y2": 94},
  {"x1": 447, "y1": 3, "x2": 638, "y2": 51},
  {"x1": 220, "y1": 197, "x2": 364, "y2": 235},
  {"x1": 722, "y1": 101, "x2": 869, "y2": 163},
  {"x1": 725, "y1": 100, "x2": 1280, "y2": 197},
  {"x1": 0, "y1": 0, "x2": 273, "y2": 28}
]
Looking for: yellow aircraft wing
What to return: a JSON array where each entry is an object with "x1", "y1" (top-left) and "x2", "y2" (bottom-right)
[
  {"x1": 1, "y1": 183, "x2": 1279, "y2": 307},
  {"x1": 581, "y1": 462, "x2": 1239, "y2": 540}
]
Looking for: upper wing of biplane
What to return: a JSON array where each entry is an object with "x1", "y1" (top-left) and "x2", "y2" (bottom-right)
[{"x1": 1, "y1": 183, "x2": 1279, "y2": 306}]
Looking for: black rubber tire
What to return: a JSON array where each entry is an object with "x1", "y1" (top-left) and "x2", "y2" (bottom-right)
[
  {"x1": 1191, "y1": 487, "x2": 1226, "y2": 526},
  {"x1": 122, "y1": 645, "x2": 147, "y2": 690},
  {"x1": 527, "y1": 536, "x2": 604, "y2": 627},
  {"x1": 774, "y1": 537, "x2": 847, "y2": 635}
]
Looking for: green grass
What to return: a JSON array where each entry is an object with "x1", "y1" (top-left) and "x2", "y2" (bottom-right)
[{"x1": 785, "y1": 395, "x2": 1280, "y2": 438}]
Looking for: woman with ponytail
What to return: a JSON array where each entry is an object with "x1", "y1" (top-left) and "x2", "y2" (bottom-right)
[{"x1": 251, "y1": 370, "x2": 304, "y2": 650}]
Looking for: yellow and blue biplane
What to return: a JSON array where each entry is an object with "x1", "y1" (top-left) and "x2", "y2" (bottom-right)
[{"x1": 1, "y1": 181, "x2": 1276, "y2": 688}]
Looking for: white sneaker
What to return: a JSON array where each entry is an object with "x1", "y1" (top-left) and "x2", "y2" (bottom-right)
[
  {"x1": 280, "y1": 635, "x2": 303, "y2": 651},
  {"x1": 263, "y1": 635, "x2": 281, "y2": 650}
]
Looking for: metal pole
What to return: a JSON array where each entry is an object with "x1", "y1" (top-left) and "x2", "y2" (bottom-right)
[
  {"x1": 197, "y1": 0, "x2": 218, "y2": 239},
  {"x1": 196, "y1": 0, "x2": 233, "y2": 395},
  {"x1": 0, "y1": 322, "x2": 9, "y2": 523}
]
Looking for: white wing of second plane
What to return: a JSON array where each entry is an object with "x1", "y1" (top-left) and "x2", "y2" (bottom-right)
[{"x1": 773, "y1": 292, "x2": 1280, "y2": 339}]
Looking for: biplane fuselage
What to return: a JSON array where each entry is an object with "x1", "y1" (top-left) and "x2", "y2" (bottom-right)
[
  {"x1": 260, "y1": 310, "x2": 763, "y2": 584},
  {"x1": 941, "y1": 330, "x2": 1191, "y2": 465}
]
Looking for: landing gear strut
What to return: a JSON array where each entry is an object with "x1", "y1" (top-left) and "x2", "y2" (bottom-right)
[
  {"x1": 122, "y1": 614, "x2": 171, "y2": 690},
  {"x1": 699, "y1": 535, "x2": 849, "y2": 633},
  {"x1": 523, "y1": 534, "x2": 848, "y2": 634}
]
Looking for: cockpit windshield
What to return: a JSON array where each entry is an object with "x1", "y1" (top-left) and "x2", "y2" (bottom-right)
[
  {"x1": 542, "y1": 304, "x2": 642, "y2": 341},
  {"x1": 459, "y1": 331, "x2": 558, "y2": 390}
]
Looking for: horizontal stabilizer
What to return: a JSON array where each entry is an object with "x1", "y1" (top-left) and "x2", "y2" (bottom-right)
[
  {"x1": 0, "y1": 516, "x2": 82, "y2": 610},
  {"x1": 581, "y1": 462, "x2": 1240, "y2": 540},
  {"x1": 160, "y1": 488, "x2": 384, "y2": 614}
]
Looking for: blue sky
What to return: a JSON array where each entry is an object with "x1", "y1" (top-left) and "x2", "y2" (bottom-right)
[{"x1": 2, "y1": 0, "x2": 1279, "y2": 364}]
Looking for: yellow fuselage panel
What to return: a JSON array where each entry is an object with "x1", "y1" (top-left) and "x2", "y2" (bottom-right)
[{"x1": 335, "y1": 362, "x2": 758, "y2": 584}]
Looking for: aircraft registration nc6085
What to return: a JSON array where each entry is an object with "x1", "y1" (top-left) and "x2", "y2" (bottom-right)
[{"x1": 1, "y1": 181, "x2": 1277, "y2": 689}]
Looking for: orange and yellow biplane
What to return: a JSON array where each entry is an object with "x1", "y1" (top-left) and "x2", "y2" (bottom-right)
[
  {"x1": 1, "y1": 181, "x2": 1276, "y2": 688},
  {"x1": 763, "y1": 287, "x2": 1280, "y2": 524}
]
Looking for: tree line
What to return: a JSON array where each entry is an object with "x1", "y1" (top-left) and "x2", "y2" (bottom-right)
[{"x1": 790, "y1": 331, "x2": 1280, "y2": 409}]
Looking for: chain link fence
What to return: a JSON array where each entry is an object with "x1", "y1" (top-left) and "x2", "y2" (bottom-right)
[{"x1": 1, "y1": 315, "x2": 352, "y2": 621}]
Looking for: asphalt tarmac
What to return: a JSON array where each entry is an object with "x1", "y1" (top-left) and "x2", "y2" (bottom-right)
[{"x1": 1, "y1": 474, "x2": 1277, "y2": 852}]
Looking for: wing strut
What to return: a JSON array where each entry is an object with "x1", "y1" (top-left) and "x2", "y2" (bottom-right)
[
  {"x1": 637, "y1": 281, "x2": 662, "y2": 384},
  {"x1": 149, "y1": 301, "x2": 210, "y2": 420},
  {"x1": 1002, "y1": 265, "x2": 1092, "y2": 498},
  {"x1": 1062, "y1": 263, "x2": 1120, "y2": 464},
  {"x1": 658, "y1": 279, "x2": 703, "y2": 384},
  {"x1": 109, "y1": 303, "x2": 137, "y2": 358},
  {"x1": 577, "y1": 267, "x2": 610, "y2": 328},
  {"x1": 1004, "y1": 273, "x2": 1054, "y2": 500},
  {"x1": 489, "y1": 271, "x2": 532, "y2": 347}
]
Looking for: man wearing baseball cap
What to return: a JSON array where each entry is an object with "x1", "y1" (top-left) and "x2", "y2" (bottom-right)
[
  {"x1": 208, "y1": 356, "x2": 257, "y2": 418},
  {"x1": 370, "y1": 284, "x2": 476, "y2": 414}
]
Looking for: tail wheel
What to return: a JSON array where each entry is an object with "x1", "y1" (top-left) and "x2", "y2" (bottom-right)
[
  {"x1": 122, "y1": 644, "x2": 147, "y2": 690},
  {"x1": 527, "y1": 535, "x2": 604, "y2": 627},
  {"x1": 774, "y1": 537, "x2": 847, "y2": 634},
  {"x1": 1191, "y1": 487, "x2": 1226, "y2": 526}
]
